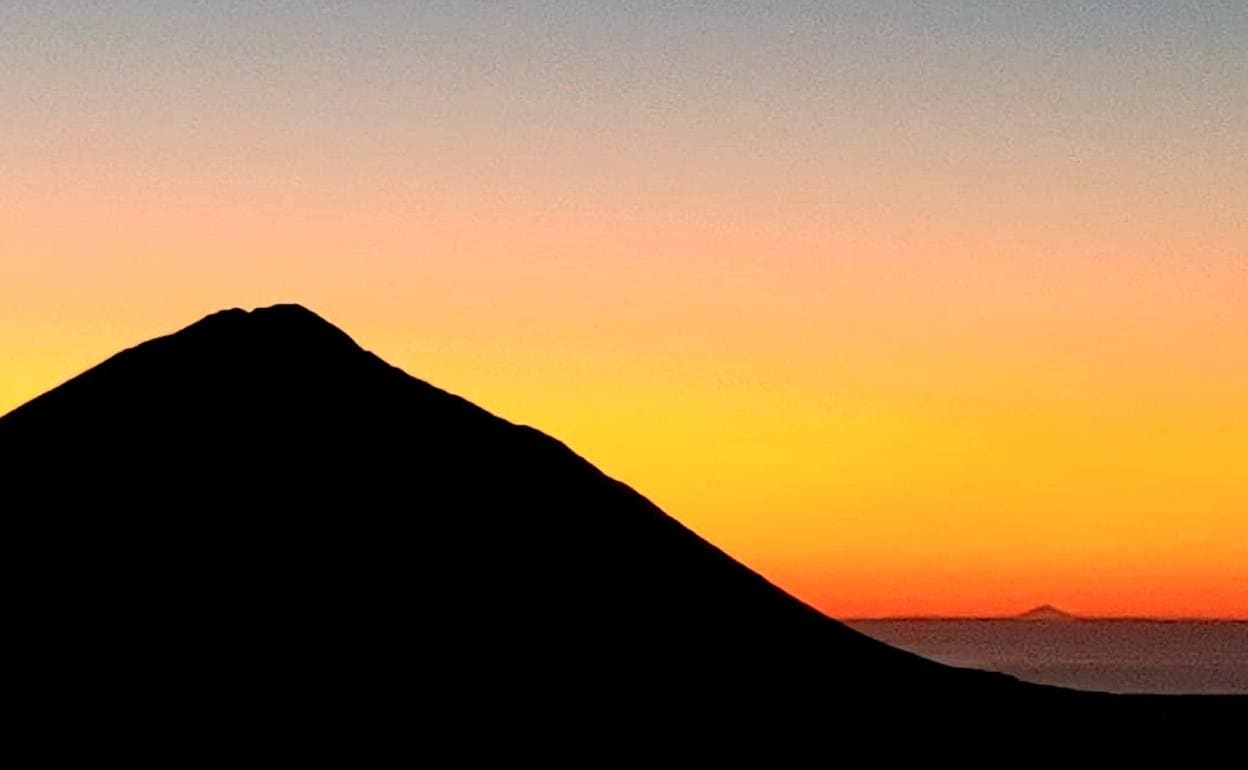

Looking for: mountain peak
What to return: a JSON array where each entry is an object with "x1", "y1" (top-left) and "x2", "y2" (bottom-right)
[
  {"x1": 249, "y1": 303, "x2": 332, "y2": 324},
  {"x1": 1016, "y1": 604, "x2": 1078, "y2": 621},
  {"x1": 0, "y1": 303, "x2": 373, "y2": 427},
  {"x1": 190, "y1": 302, "x2": 338, "y2": 331},
  {"x1": 177, "y1": 303, "x2": 361, "y2": 352}
]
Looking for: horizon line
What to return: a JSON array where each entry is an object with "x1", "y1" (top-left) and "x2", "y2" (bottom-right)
[{"x1": 844, "y1": 613, "x2": 1248, "y2": 622}]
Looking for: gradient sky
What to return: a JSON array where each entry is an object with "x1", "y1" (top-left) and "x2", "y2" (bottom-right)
[{"x1": 2, "y1": 1, "x2": 1245, "y2": 618}]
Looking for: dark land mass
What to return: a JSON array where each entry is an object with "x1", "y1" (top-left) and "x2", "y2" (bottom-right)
[{"x1": 3, "y1": 304, "x2": 1243, "y2": 743}]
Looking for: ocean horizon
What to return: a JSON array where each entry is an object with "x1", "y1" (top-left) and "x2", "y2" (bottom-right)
[{"x1": 847, "y1": 619, "x2": 1248, "y2": 695}]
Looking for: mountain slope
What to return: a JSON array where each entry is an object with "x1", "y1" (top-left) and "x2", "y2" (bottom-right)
[{"x1": 2, "y1": 304, "x2": 1239, "y2": 731}]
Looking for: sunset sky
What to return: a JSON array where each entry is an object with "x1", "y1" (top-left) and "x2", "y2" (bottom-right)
[{"x1": 2, "y1": 2, "x2": 1244, "y2": 618}]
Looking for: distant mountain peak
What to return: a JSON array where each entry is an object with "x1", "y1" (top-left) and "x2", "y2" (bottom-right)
[{"x1": 1017, "y1": 604, "x2": 1078, "y2": 621}]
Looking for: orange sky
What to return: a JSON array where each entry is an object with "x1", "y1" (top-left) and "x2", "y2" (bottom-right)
[{"x1": 2, "y1": 2, "x2": 1245, "y2": 618}]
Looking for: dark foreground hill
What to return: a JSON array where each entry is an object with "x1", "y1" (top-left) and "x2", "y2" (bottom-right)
[{"x1": 2, "y1": 304, "x2": 1242, "y2": 740}]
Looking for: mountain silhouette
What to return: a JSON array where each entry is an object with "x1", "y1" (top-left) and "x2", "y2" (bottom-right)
[
  {"x1": 1017, "y1": 604, "x2": 1080, "y2": 621},
  {"x1": 2, "y1": 304, "x2": 1242, "y2": 738}
]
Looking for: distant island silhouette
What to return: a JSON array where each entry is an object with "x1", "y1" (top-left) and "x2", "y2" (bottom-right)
[
  {"x1": 1017, "y1": 604, "x2": 1079, "y2": 621},
  {"x1": 851, "y1": 604, "x2": 1084, "y2": 621},
  {"x1": 849, "y1": 606, "x2": 1245, "y2": 622},
  {"x1": 2, "y1": 304, "x2": 1243, "y2": 734}
]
